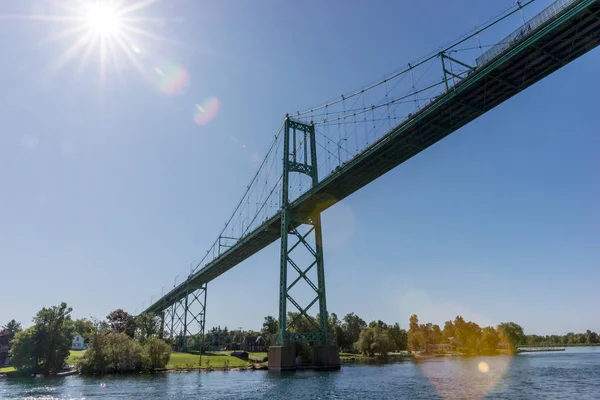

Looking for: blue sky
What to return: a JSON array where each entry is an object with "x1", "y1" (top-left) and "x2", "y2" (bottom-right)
[{"x1": 0, "y1": 0, "x2": 598, "y2": 336}]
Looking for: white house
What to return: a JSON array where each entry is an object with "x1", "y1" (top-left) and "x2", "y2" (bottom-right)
[{"x1": 71, "y1": 334, "x2": 88, "y2": 350}]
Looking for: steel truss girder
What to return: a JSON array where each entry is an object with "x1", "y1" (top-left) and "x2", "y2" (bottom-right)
[
  {"x1": 163, "y1": 284, "x2": 207, "y2": 352},
  {"x1": 278, "y1": 117, "x2": 330, "y2": 345}
]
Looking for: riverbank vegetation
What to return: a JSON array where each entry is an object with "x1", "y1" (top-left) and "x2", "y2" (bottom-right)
[
  {"x1": 3, "y1": 303, "x2": 174, "y2": 376},
  {"x1": 9, "y1": 303, "x2": 76, "y2": 376},
  {"x1": 79, "y1": 331, "x2": 171, "y2": 374},
  {"x1": 407, "y1": 314, "x2": 528, "y2": 355},
  {"x1": 523, "y1": 330, "x2": 599, "y2": 346},
  {"x1": 3, "y1": 303, "x2": 599, "y2": 376}
]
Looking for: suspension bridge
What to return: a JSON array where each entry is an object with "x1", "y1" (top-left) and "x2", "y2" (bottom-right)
[{"x1": 141, "y1": 0, "x2": 600, "y2": 370}]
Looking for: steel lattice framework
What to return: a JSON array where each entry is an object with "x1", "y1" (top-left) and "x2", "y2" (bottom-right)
[
  {"x1": 140, "y1": 0, "x2": 600, "y2": 353},
  {"x1": 278, "y1": 119, "x2": 330, "y2": 345}
]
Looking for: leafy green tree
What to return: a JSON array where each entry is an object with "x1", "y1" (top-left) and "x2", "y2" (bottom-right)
[
  {"x1": 498, "y1": 322, "x2": 525, "y2": 352},
  {"x1": 8, "y1": 328, "x2": 37, "y2": 374},
  {"x1": 419, "y1": 323, "x2": 434, "y2": 352},
  {"x1": 286, "y1": 312, "x2": 319, "y2": 334},
  {"x1": 144, "y1": 337, "x2": 171, "y2": 369},
  {"x1": 432, "y1": 324, "x2": 443, "y2": 345},
  {"x1": 342, "y1": 313, "x2": 367, "y2": 350},
  {"x1": 136, "y1": 313, "x2": 160, "y2": 343},
  {"x1": 261, "y1": 316, "x2": 278, "y2": 347},
  {"x1": 372, "y1": 328, "x2": 395, "y2": 357},
  {"x1": 356, "y1": 327, "x2": 376, "y2": 356},
  {"x1": 453, "y1": 316, "x2": 467, "y2": 348},
  {"x1": 34, "y1": 302, "x2": 76, "y2": 375},
  {"x1": 322, "y1": 312, "x2": 346, "y2": 351},
  {"x1": 357, "y1": 323, "x2": 397, "y2": 356},
  {"x1": 480, "y1": 326, "x2": 499, "y2": 354},
  {"x1": 387, "y1": 323, "x2": 408, "y2": 351},
  {"x1": 463, "y1": 321, "x2": 482, "y2": 354},
  {"x1": 2, "y1": 319, "x2": 22, "y2": 339},
  {"x1": 442, "y1": 320, "x2": 454, "y2": 341},
  {"x1": 408, "y1": 314, "x2": 420, "y2": 351},
  {"x1": 222, "y1": 326, "x2": 231, "y2": 347},
  {"x1": 80, "y1": 332, "x2": 146, "y2": 374},
  {"x1": 79, "y1": 320, "x2": 111, "y2": 374},
  {"x1": 10, "y1": 302, "x2": 75, "y2": 375},
  {"x1": 326, "y1": 313, "x2": 340, "y2": 331},
  {"x1": 368, "y1": 320, "x2": 388, "y2": 330},
  {"x1": 74, "y1": 318, "x2": 95, "y2": 338},
  {"x1": 107, "y1": 309, "x2": 136, "y2": 337}
]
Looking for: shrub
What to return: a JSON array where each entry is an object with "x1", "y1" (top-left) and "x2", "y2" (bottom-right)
[
  {"x1": 144, "y1": 337, "x2": 171, "y2": 370},
  {"x1": 80, "y1": 331, "x2": 171, "y2": 374},
  {"x1": 80, "y1": 332, "x2": 144, "y2": 374}
]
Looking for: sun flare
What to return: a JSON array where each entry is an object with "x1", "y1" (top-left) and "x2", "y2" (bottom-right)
[
  {"x1": 84, "y1": 2, "x2": 122, "y2": 36},
  {"x1": 2, "y1": 0, "x2": 191, "y2": 93},
  {"x1": 16, "y1": 0, "x2": 172, "y2": 82}
]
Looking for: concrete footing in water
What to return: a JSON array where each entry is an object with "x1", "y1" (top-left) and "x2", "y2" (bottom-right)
[{"x1": 268, "y1": 344, "x2": 341, "y2": 371}]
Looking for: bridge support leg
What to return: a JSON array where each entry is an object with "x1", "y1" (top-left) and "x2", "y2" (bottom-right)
[
  {"x1": 163, "y1": 284, "x2": 207, "y2": 355},
  {"x1": 269, "y1": 117, "x2": 339, "y2": 371},
  {"x1": 182, "y1": 284, "x2": 207, "y2": 356},
  {"x1": 159, "y1": 311, "x2": 165, "y2": 339}
]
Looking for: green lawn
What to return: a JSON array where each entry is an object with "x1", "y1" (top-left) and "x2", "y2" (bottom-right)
[
  {"x1": 67, "y1": 349, "x2": 87, "y2": 365},
  {"x1": 249, "y1": 352, "x2": 267, "y2": 358},
  {"x1": 166, "y1": 352, "x2": 251, "y2": 369},
  {"x1": 69, "y1": 349, "x2": 252, "y2": 369},
  {"x1": 3, "y1": 350, "x2": 253, "y2": 373}
]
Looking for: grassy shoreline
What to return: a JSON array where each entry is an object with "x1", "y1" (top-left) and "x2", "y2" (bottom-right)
[{"x1": 4, "y1": 346, "x2": 597, "y2": 375}]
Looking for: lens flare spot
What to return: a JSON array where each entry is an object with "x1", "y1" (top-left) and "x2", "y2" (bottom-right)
[
  {"x1": 418, "y1": 345, "x2": 511, "y2": 399},
  {"x1": 154, "y1": 63, "x2": 189, "y2": 95},
  {"x1": 478, "y1": 361, "x2": 489, "y2": 373},
  {"x1": 194, "y1": 98, "x2": 221, "y2": 125}
]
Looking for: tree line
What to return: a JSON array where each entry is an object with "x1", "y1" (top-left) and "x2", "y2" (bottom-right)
[
  {"x1": 523, "y1": 331, "x2": 599, "y2": 346},
  {"x1": 4, "y1": 305, "x2": 599, "y2": 375},
  {"x1": 408, "y1": 314, "x2": 528, "y2": 355},
  {"x1": 4, "y1": 303, "x2": 170, "y2": 376},
  {"x1": 259, "y1": 312, "x2": 408, "y2": 357},
  {"x1": 405, "y1": 314, "x2": 599, "y2": 353}
]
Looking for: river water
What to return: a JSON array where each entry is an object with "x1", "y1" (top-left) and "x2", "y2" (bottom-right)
[{"x1": 1, "y1": 347, "x2": 599, "y2": 399}]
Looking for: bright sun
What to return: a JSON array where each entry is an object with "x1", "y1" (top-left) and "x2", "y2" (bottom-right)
[
  {"x1": 7, "y1": 0, "x2": 167, "y2": 81},
  {"x1": 85, "y1": 3, "x2": 121, "y2": 36}
]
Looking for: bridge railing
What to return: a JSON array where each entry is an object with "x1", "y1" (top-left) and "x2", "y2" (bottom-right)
[{"x1": 476, "y1": 0, "x2": 579, "y2": 66}]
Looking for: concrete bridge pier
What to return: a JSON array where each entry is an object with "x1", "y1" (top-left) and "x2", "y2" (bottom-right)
[
  {"x1": 268, "y1": 345, "x2": 297, "y2": 371},
  {"x1": 312, "y1": 344, "x2": 341, "y2": 371},
  {"x1": 268, "y1": 344, "x2": 340, "y2": 371}
]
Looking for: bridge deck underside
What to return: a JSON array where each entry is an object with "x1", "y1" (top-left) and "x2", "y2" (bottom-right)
[{"x1": 145, "y1": 1, "x2": 600, "y2": 314}]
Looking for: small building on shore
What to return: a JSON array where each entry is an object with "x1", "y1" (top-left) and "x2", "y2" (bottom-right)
[
  {"x1": 71, "y1": 334, "x2": 89, "y2": 350},
  {"x1": 241, "y1": 336, "x2": 266, "y2": 352}
]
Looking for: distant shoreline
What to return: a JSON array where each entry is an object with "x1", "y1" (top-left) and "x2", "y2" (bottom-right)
[{"x1": 3, "y1": 346, "x2": 598, "y2": 378}]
